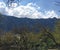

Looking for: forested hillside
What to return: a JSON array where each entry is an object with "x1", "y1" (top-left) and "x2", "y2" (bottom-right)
[{"x1": 0, "y1": 14, "x2": 60, "y2": 50}]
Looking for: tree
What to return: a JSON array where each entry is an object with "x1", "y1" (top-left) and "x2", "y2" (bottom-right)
[
  {"x1": 31, "y1": 23, "x2": 57, "y2": 49},
  {"x1": 0, "y1": 32, "x2": 21, "y2": 50},
  {"x1": 53, "y1": 19, "x2": 60, "y2": 44}
]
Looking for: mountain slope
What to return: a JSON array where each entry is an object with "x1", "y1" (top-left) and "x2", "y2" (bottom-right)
[{"x1": 0, "y1": 15, "x2": 57, "y2": 32}]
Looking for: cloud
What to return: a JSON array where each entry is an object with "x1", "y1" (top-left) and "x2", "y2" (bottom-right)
[{"x1": 0, "y1": 2, "x2": 59, "y2": 19}]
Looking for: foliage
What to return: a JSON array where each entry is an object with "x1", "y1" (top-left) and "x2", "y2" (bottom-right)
[
  {"x1": 0, "y1": 19, "x2": 60, "y2": 50},
  {"x1": 0, "y1": 27, "x2": 57, "y2": 50},
  {"x1": 53, "y1": 20, "x2": 60, "y2": 44}
]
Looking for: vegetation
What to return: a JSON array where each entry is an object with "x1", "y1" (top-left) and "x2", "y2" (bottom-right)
[
  {"x1": 0, "y1": 19, "x2": 60, "y2": 50},
  {"x1": 0, "y1": 14, "x2": 60, "y2": 50},
  {"x1": 53, "y1": 19, "x2": 60, "y2": 45}
]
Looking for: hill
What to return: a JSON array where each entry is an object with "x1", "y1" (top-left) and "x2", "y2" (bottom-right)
[{"x1": 0, "y1": 15, "x2": 58, "y2": 32}]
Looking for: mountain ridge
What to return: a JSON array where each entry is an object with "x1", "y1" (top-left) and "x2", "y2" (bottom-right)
[{"x1": 0, "y1": 15, "x2": 59, "y2": 32}]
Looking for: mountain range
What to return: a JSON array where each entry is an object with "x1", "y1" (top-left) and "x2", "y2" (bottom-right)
[{"x1": 0, "y1": 15, "x2": 58, "y2": 32}]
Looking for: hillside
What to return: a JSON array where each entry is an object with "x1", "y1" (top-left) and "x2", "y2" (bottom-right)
[
  {"x1": 0, "y1": 15, "x2": 57, "y2": 32},
  {"x1": 0, "y1": 15, "x2": 60, "y2": 50}
]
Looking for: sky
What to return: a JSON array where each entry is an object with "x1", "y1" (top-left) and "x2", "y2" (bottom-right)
[{"x1": 0, "y1": 0, "x2": 60, "y2": 19}]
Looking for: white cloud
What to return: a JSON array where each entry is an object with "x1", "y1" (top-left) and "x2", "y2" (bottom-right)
[
  {"x1": 43, "y1": 10, "x2": 59, "y2": 18},
  {"x1": 0, "y1": 2, "x2": 6, "y2": 8},
  {"x1": 0, "y1": 2, "x2": 59, "y2": 19}
]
